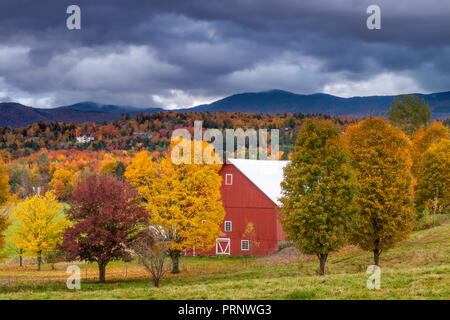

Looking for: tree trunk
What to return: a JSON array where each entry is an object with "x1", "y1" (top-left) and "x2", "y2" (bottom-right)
[
  {"x1": 19, "y1": 249, "x2": 23, "y2": 267},
  {"x1": 171, "y1": 253, "x2": 180, "y2": 274},
  {"x1": 37, "y1": 255, "x2": 41, "y2": 271},
  {"x1": 98, "y1": 263, "x2": 107, "y2": 283},
  {"x1": 318, "y1": 253, "x2": 328, "y2": 276},
  {"x1": 153, "y1": 278, "x2": 160, "y2": 287},
  {"x1": 373, "y1": 249, "x2": 381, "y2": 266}
]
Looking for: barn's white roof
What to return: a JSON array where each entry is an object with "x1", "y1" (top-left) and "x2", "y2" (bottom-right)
[{"x1": 227, "y1": 159, "x2": 289, "y2": 205}]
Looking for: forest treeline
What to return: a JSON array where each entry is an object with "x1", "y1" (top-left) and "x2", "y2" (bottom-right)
[{"x1": 0, "y1": 111, "x2": 357, "y2": 161}]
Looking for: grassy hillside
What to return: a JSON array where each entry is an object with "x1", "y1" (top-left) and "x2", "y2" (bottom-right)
[{"x1": 0, "y1": 222, "x2": 448, "y2": 300}]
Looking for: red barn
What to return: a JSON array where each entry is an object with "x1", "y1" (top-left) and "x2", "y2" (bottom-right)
[{"x1": 188, "y1": 159, "x2": 289, "y2": 256}]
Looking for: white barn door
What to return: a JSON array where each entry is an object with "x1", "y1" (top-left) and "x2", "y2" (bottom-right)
[{"x1": 216, "y1": 238, "x2": 230, "y2": 255}]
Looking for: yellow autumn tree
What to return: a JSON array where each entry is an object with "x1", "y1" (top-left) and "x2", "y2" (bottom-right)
[
  {"x1": 100, "y1": 160, "x2": 126, "y2": 179},
  {"x1": 280, "y1": 120, "x2": 359, "y2": 274},
  {"x1": 125, "y1": 139, "x2": 225, "y2": 273},
  {"x1": 343, "y1": 117, "x2": 415, "y2": 266},
  {"x1": 415, "y1": 138, "x2": 450, "y2": 214},
  {"x1": 49, "y1": 169, "x2": 74, "y2": 200},
  {"x1": 9, "y1": 192, "x2": 69, "y2": 270},
  {"x1": 411, "y1": 121, "x2": 449, "y2": 176}
]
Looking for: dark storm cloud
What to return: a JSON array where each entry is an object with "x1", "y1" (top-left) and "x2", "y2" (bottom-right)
[{"x1": 0, "y1": 0, "x2": 450, "y2": 108}]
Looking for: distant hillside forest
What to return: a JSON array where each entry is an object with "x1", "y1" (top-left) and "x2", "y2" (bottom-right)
[{"x1": 0, "y1": 112, "x2": 357, "y2": 161}]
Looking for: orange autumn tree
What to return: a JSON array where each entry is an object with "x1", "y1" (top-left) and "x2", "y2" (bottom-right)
[
  {"x1": 125, "y1": 139, "x2": 225, "y2": 273},
  {"x1": 412, "y1": 122, "x2": 449, "y2": 214},
  {"x1": 49, "y1": 169, "x2": 74, "y2": 200},
  {"x1": 411, "y1": 121, "x2": 449, "y2": 176},
  {"x1": 344, "y1": 117, "x2": 415, "y2": 266},
  {"x1": 0, "y1": 156, "x2": 10, "y2": 205},
  {"x1": 415, "y1": 138, "x2": 450, "y2": 214}
]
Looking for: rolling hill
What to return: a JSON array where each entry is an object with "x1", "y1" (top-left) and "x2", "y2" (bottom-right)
[
  {"x1": 0, "y1": 221, "x2": 448, "y2": 299},
  {"x1": 1, "y1": 90, "x2": 449, "y2": 128},
  {"x1": 57, "y1": 102, "x2": 165, "y2": 115},
  {"x1": 0, "y1": 103, "x2": 121, "y2": 128},
  {"x1": 186, "y1": 89, "x2": 450, "y2": 119}
]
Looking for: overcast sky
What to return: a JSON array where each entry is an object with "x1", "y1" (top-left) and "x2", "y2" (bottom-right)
[{"x1": 1, "y1": 0, "x2": 450, "y2": 109}]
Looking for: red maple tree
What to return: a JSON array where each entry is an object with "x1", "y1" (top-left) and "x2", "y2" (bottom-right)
[{"x1": 63, "y1": 174, "x2": 147, "y2": 282}]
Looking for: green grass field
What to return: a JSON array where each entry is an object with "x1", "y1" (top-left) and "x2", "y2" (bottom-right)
[{"x1": 0, "y1": 222, "x2": 448, "y2": 300}]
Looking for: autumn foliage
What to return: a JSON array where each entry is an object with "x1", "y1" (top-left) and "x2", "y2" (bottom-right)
[
  {"x1": 0, "y1": 112, "x2": 356, "y2": 162},
  {"x1": 49, "y1": 169, "x2": 74, "y2": 200},
  {"x1": 0, "y1": 109, "x2": 446, "y2": 280},
  {"x1": 99, "y1": 160, "x2": 126, "y2": 179},
  {"x1": 0, "y1": 156, "x2": 10, "y2": 206},
  {"x1": 411, "y1": 121, "x2": 449, "y2": 176},
  {"x1": 411, "y1": 121, "x2": 449, "y2": 214},
  {"x1": 344, "y1": 118, "x2": 415, "y2": 265},
  {"x1": 63, "y1": 174, "x2": 147, "y2": 282},
  {"x1": 0, "y1": 157, "x2": 10, "y2": 257},
  {"x1": 9, "y1": 192, "x2": 69, "y2": 270},
  {"x1": 280, "y1": 120, "x2": 358, "y2": 275},
  {"x1": 125, "y1": 146, "x2": 225, "y2": 273},
  {"x1": 415, "y1": 138, "x2": 449, "y2": 214}
]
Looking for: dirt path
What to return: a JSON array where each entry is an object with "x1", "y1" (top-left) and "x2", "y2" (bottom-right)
[
  {"x1": 255, "y1": 247, "x2": 314, "y2": 265},
  {"x1": 255, "y1": 245, "x2": 359, "y2": 266}
]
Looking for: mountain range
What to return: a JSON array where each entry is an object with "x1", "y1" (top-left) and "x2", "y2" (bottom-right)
[
  {"x1": 0, "y1": 90, "x2": 449, "y2": 128},
  {"x1": 187, "y1": 90, "x2": 450, "y2": 118},
  {"x1": 57, "y1": 102, "x2": 165, "y2": 115}
]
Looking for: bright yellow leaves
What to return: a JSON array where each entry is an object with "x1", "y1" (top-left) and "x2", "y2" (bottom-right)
[
  {"x1": 99, "y1": 160, "x2": 126, "y2": 179},
  {"x1": 125, "y1": 146, "x2": 225, "y2": 256},
  {"x1": 411, "y1": 121, "x2": 449, "y2": 176},
  {"x1": 49, "y1": 169, "x2": 74, "y2": 200},
  {"x1": 415, "y1": 138, "x2": 450, "y2": 213},
  {"x1": 344, "y1": 118, "x2": 415, "y2": 259},
  {"x1": 8, "y1": 192, "x2": 69, "y2": 269}
]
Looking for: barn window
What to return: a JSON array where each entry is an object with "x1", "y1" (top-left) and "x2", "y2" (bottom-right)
[
  {"x1": 224, "y1": 221, "x2": 232, "y2": 232},
  {"x1": 241, "y1": 240, "x2": 249, "y2": 251},
  {"x1": 225, "y1": 174, "x2": 233, "y2": 185}
]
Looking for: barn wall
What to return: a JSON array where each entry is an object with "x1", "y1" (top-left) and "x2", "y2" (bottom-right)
[
  {"x1": 190, "y1": 163, "x2": 285, "y2": 256},
  {"x1": 220, "y1": 163, "x2": 275, "y2": 209},
  {"x1": 218, "y1": 207, "x2": 280, "y2": 256}
]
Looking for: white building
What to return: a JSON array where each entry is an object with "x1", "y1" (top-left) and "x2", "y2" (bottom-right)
[{"x1": 76, "y1": 135, "x2": 95, "y2": 143}]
